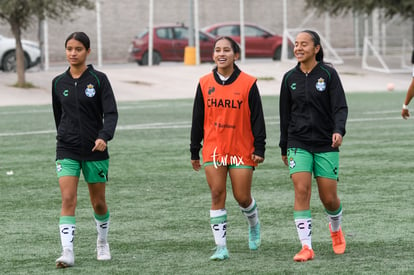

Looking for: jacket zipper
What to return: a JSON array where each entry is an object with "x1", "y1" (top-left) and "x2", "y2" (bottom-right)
[
  {"x1": 305, "y1": 72, "x2": 314, "y2": 152},
  {"x1": 74, "y1": 81, "x2": 84, "y2": 156}
]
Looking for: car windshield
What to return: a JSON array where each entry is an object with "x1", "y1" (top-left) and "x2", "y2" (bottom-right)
[
  {"x1": 136, "y1": 29, "x2": 148, "y2": 39},
  {"x1": 245, "y1": 26, "x2": 268, "y2": 37},
  {"x1": 156, "y1": 28, "x2": 174, "y2": 39},
  {"x1": 199, "y1": 32, "x2": 209, "y2": 41},
  {"x1": 173, "y1": 27, "x2": 188, "y2": 40},
  {"x1": 214, "y1": 25, "x2": 238, "y2": 36}
]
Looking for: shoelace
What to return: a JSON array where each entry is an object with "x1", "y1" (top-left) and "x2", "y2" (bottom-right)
[
  {"x1": 97, "y1": 244, "x2": 108, "y2": 255},
  {"x1": 250, "y1": 226, "x2": 258, "y2": 239},
  {"x1": 331, "y1": 231, "x2": 343, "y2": 244}
]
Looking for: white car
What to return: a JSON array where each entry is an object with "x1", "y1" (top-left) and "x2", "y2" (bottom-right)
[{"x1": 0, "y1": 34, "x2": 41, "y2": 72}]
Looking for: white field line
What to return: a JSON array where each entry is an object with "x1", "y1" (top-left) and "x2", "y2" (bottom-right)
[
  {"x1": 0, "y1": 130, "x2": 56, "y2": 136},
  {"x1": 0, "y1": 103, "x2": 192, "y2": 115},
  {"x1": 0, "y1": 116, "x2": 403, "y2": 137},
  {"x1": 0, "y1": 122, "x2": 190, "y2": 137}
]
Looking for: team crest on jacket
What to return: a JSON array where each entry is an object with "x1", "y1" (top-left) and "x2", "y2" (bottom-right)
[
  {"x1": 315, "y1": 78, "x2": 326, "y2": 92},
  {"x1": 289, "y1": 157, "x2": 296, "y2": 169},
  {"x1": 85, "y1": 84, "x2": 96, "y2": 97},
  {"x1": 56, "y1": 162, "x2": 62, "y2": 172}
]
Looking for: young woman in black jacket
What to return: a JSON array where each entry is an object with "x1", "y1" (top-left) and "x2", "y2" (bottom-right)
[
  {"x1": 52, "y1": 32, "x2": 118, "y2": 268},
  {"x1": 279, "y1": 30, "x2": 348, "y2": 262}
]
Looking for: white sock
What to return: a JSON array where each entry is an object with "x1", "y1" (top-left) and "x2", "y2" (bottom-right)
[
  {"x1": 94, "y1": 212, "x2": 110, "y2": 243},
  {"x1": 59, "y1": 224, "x2": 75, "y2": 251},
  {"x1": 95, "y1": 218, "x2": 110, "y2": 243},
  {"x1": 240, "y1": 198, "x2": 259, "y2": 227},
  {"x1": 327, "y1": 210, "x2": 342, "y2": 232},
  {"x1": 295, "y1": 218, "x2": 312, "y2": 249},
  {"x1": 210, "y1": 209, "x2": 227, "y2": 247}
]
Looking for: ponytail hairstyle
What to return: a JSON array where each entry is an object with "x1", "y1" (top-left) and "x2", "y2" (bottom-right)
[
  {"x1": 65, "y1": 32, "x2": 90, "y2": 50},
  {"x1": 302, "y1": 30, "x2": 324, "y2": 62}
]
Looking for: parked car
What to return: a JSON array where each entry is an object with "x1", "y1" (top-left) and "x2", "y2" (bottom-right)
[
  {"x1": 0, "y1": 34, "x2": 41, "y2": 72},
  {"x1": 203, "y1": 22, "x2": 293, "y2": 60},
  {"x1": 129, "y1": 23, "x2": 216, "y2": 65}
]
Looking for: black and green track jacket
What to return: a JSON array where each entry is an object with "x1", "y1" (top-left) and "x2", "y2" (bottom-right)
[
  {"x1": 279, "y1": 62, "x2": 348, "y2": 156},
  {"x1": 52, "y1": 65, "x2": 118, "y2": 161}
]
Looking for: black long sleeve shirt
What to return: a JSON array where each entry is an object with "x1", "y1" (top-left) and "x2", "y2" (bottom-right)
[
  {"x1": 52, "y1": 65, "x2": 118, "y2": 161},
  {"x1": 279, "y1": 62, "x2": 348, "y2": 155}
]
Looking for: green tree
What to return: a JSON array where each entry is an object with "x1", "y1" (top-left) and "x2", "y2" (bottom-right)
[
  {"x1": 304, "y1": 0, "x2": 413, "y2": 19},
  {"x1": 0, "y1": 0, "x2": 94, "y2": 87},
  {"x1": 304, "y1": 0, "x2": 414, "y2": 44}
]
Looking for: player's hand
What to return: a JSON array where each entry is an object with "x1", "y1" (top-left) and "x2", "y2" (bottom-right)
[
  {"x1": 332, "y1": 133, "x2": 343, "y2": 148},
  {"x1": 191, "y1": 159, "x2": 202, "y2": 171},
  {"x1": 282, "y1": 155, "x2": 288, "y2": 166},
  {"x1": 92, "y1": 138, "x2": 107, "y2": 152},
  {"x1": 251, "y1": 154, "x2": 264, "y2": 164},
  {"x1": 402, "y1": 109, "x2": 410, "y2": 119}
]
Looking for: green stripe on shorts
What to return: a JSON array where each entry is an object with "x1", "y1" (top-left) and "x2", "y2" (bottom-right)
[{"x1": 203, "y1": 161, "x2": 253, "y2": 169}]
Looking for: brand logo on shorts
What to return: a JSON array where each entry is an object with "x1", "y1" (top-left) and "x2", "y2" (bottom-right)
[
  {"x1": 98, "y1": 170, "x2": 106, "y2": 179},
  {"x1": 85, "y1": 84, "x2": 96, "y2": 97}
]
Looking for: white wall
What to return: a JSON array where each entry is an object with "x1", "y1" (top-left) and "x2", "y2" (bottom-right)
[{"x1": 0, "y1": 0, "x2": 411, "y2": 64}]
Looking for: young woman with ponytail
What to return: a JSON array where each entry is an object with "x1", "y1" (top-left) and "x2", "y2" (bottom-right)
[{"x1": 279, "y1": 30, "x2": 348, "y2": 262}]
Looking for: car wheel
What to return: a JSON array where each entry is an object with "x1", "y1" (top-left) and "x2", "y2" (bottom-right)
[
  {"x1": 140, "y1": 51, "x2": 161, "y2": 66},
  {"x1": 273, "y1": 47, "x2": 282, "y2": 61},
  {"x1": 2, "y1": 51, "x2": 17, "y2": 72},
  {"x1": 2, "y1": 51, "x2": 30, "y2": 72},
  {"x1": 287, "y1": 45, "x2": 294, "y2": 58},
  {"x1": 273, "y1": 46, "x2": 294, "y2": 61},
  {"x1": 152, "y1": 52, "x2": 161, "y2": 65}
]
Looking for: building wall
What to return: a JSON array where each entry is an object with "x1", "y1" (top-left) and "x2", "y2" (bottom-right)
[{"x1": 0, "y1": 0, "x2": 411, "y2": 64}]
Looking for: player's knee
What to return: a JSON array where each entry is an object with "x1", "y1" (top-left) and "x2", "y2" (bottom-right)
[
  {"x1": 61, "y1": 200, "x2": 76, "y2": 213},
  {"x1": 295, "y1": 186, "x2": 311, "y2": 201}
]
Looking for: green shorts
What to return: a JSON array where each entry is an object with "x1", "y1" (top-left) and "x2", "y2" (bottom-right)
[
  {"x1": 287, "y1": 148, "x2": 339, "y2": 180},
  {"x1": 56, "y1": 158, "x2": 109, "y2": 183},
  {"x1": 203, "y1": 161, "x2": 253, "y2": 169}
]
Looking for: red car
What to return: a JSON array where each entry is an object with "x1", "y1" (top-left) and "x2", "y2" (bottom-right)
[
  {"x1": 129, "y1": 23, "x2": 216, "y2": 65},
  {"x1": 203, "y1": 22, "x2": 292, "y2": 60}
]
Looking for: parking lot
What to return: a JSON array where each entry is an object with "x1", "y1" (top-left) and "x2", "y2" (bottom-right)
[{"x1": 0, "y1": 57, "x2": 411, "y2": 107}]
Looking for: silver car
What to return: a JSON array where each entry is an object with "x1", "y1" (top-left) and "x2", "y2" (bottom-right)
[{"x1": 0, "y1": 34, "x2": 41, "y2": 72}]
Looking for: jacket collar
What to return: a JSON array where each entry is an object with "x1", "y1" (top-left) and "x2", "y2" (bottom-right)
[
  {"x1": 212, "y1": 64, "x2": 241, "y2": 85},
  {"x1": 295, "y1": 61, "x2": 321, "y2": 75},
  {"x1": 65, "y1": 64, "x2": 94, "y2": 79}
]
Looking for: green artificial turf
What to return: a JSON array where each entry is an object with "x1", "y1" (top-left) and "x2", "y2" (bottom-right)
[{"x1": 1, "y1": 92, "x2": 413, "y2": 274}]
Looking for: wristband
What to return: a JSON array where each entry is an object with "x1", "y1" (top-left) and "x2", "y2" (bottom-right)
[{"x1": 403, "y1": 104, "x2": 409, "y2": 110}]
